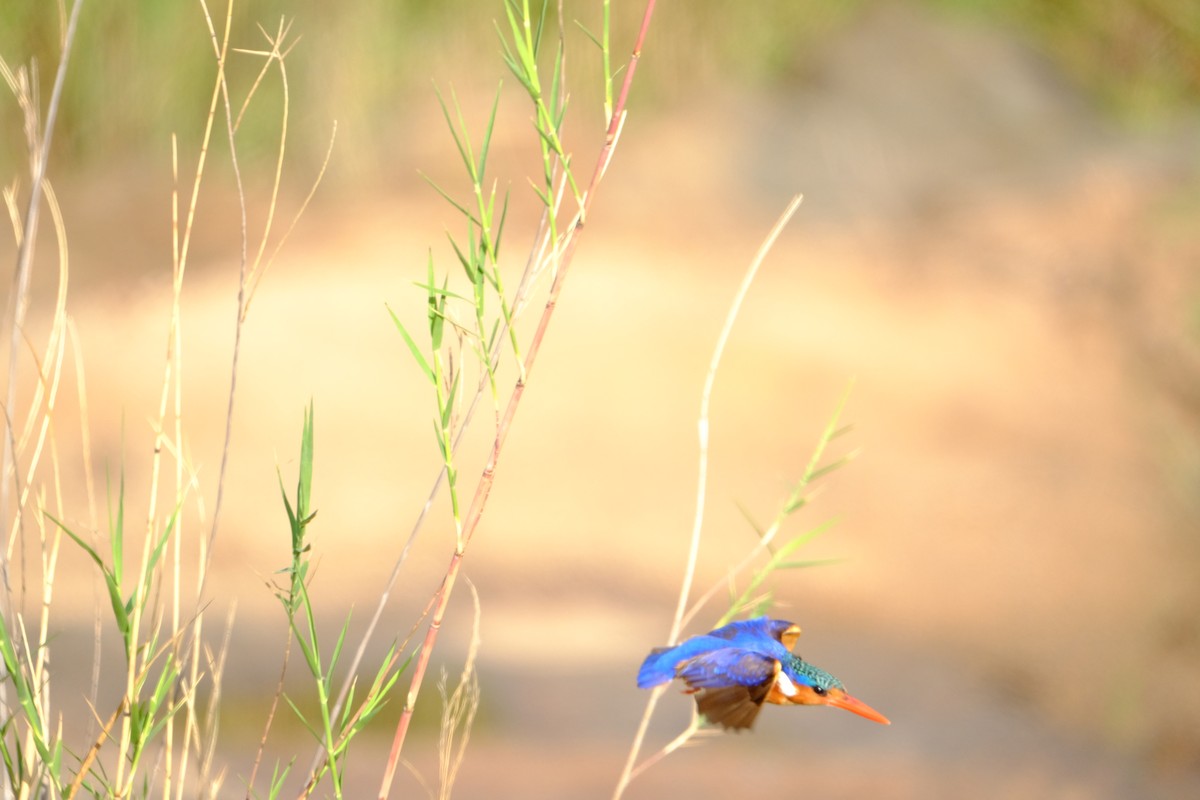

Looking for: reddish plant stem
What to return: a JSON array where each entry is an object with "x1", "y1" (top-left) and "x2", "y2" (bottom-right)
[{"x1": 376, "y1": 5, "x2": 657, "y2": 798}]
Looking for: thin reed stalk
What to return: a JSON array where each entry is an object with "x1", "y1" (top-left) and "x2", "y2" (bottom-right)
[
  {"x1": 612, "y1": 195, "x2": 805, "y2": 799},
  {"x1": 372, "y1": 4, "x2": 659, "y2": 798}
]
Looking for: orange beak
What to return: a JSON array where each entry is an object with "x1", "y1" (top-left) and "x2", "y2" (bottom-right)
[{"x1": 823, "y1": 688, "x2": 891, "y2": 725}]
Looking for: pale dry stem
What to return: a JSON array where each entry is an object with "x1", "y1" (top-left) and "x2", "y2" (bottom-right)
[
  {"x1": 1, "y1": 0, "x2": 84, "y2": 569},
  {"x1": 149, "y1": 0, "x2": 237, "y2": 791},
  {"x1": 0, "y1": 7, "x2": 83, "y2": 793},
  {"x1": 612, "y1": 195, "x2": 804, "y2": 799},
  {"x1": 6, "y1": 183, "x2": 69, "y2": 575},
  {"x1": 436, "y1": 581, "x2": 482, "y2": 800}
]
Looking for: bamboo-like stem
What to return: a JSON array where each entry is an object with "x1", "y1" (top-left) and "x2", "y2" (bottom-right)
[
  {"x1": 321, "y1": 85, "x2": 565, "y2": 765},
  {"x1": 318, "y1": 5, "x2": 594, "y2": 761},
  {"x1": 375, "y1": 5, "x2": 658, "y2": 798}
]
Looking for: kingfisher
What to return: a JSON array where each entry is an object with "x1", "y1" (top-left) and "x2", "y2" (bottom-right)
[{"x1": 637, "y1": 617, "x2": 890, "y2": 729}]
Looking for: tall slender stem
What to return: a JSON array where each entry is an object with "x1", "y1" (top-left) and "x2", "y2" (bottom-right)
[
  {"x1": 612, "y1": 195, "x2": 803, "y2": 798},
  {"x1": 376, "y1": 5, "x2": 659, "y2": 798}
]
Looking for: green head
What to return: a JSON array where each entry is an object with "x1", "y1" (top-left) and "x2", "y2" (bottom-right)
[
  {"x1": 771, "y1": 654, "x2": 890, "y2": 725},
  {"x1": 783, "y1": 654, "x2": 845, "y2": 692}
]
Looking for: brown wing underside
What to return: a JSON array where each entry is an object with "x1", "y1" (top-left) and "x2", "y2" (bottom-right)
[{"x1": 694, "y1": 682, "x2": 772, "y2": 730}]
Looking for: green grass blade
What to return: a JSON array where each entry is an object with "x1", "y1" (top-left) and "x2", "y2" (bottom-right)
[
  {"x1": 441, "y1": 370, "x2": 462, "y2": 433},
  {"x1": 386, "y1": 304, "x2": 434, "y2": 384},
  {"x1": 478, "y1": 82, "x2": 503, "y2": 178},
  {"x1": 298, "y1": 402, "x2": 314, "y2": 518},
  {"x1": 329, "y1": 614, "x2": 352, "y2": 675},
  {"x1": 432, "y1": 84, "x2": 474, "y2": 179},
  {"x1": 803, "y1": 450, "x2": 859, "y2": 485},
  {"x1": 112, "y1": 464, "x2": 125, "y2": 586},
  {"x1": 574, "y1": 20, "x2": 602, "y2": 49},
  {"x1": 419, "y1": 171, "x2": 479, "y2": 224},
  {"x1": 492, "y1": 188, "x2": 510, "y2": 262},
  {"x1": 433, "y1": 286, "x2": 448, "y2": 351},
  {"x1": 776, "y1": 557, "x2": 844, "y2": 570},
  {"x1": 531, "y1": 0, "x2": 549, "y2": 53},
  {"x1": 410, "y1": 280, "x2": 474, "y2": 306},
  {"x1": 284, "y1": 694, "x2": 320, "y2": 741}
]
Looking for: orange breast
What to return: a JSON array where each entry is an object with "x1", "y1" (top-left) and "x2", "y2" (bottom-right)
[{"x1": 765, "y1": 671, "x2": 825, "y2": 707}]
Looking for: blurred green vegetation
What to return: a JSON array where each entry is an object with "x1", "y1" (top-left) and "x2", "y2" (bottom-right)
[
  {"x1": 933, "y1": 0, "x2": 1200, "y2": 119},
  {"x1": 1, "y1": 0, "x2": 1197, "y2": 180},
  {"x1": 0, "y1": 0, "x2": 494, "y2": 178}
]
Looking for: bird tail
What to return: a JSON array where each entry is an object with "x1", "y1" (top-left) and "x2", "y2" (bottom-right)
[{"x1": 636, "y1": 647, "x2": 675, "y2": 688}]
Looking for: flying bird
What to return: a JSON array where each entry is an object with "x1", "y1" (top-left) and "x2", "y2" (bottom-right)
[{"x1": 637, "y1": 617, "x2": 890, "y2": 729}]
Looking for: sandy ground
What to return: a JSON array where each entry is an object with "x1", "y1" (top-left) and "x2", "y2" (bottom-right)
[{"x1": 6, "y1": 3, "x2": 1200, "y2": 798}]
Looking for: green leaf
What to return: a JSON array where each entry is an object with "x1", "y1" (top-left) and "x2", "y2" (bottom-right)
[
  {"x1": 284, "y1": 693, "x2": 320, "y2": 740},
  {"x1": 279, "y1": 470, "x2": 299, "y2": 531},
  {"x1": 528, "y1": 180, "x2": 552, "y2": 209},
  {"x1": 503, "y1": 1, "x2": 531, "y2": 65},
  {"x1": 478, "y1": 82, "x2": 503, "y2": 179},
  {"x1": 433, "y1": 418, "x2": 449, "y2": 460},
  {"x1": 448, "y1": 232, "x2": 477, "y2": 286},
  {"x1": 801, "y1": 380, "x2": 855, "y2": 482},
  {"x1": 329, "y1": 614, "x2": 352, "y2": 675},
  {"x1": 441, "y1": 369, "x2": 462, "y2": 433},
  {"x1": 145, "y1": 503, "x2": 181, "y2": 578},
  {"x1": 420, "y1": 171, "x2": 480, "y2": 224},
  {"x1": 386, "y1": 304, "x2": 434, "y2": 384},
  {"x1": 433, "y1": 83, "x2": 475, "y2": 180},
  {"x1": 492, "y1": 188, "x2": 510, "y2": 262},
  {"x1": 49, "y1": 514, "x2": 131, "y2": 637},
  {"x1": 574, "y1": 20, "x2": 602, "y2": 49},
  {"x1": 734, "y1": 501, "x2": 766, "y2": 538},
  {"x1": 782, "y1": 495, "x2": 808, "y2": 515},
  {"x1": 829, "y1": 423, "x2": 855, "y2": 441},
  {"x1": 494, "y1": 25, "x2": 528, "y2": 92},
  {"x1": 46, "y1": 512, "x2": 104, "y2": 570},
  {"x1": 531, "y1": 0, "x2": 550, "y2": 54},
  {"x1": 409, "y1": 280, "x2": 474, "y2": 306},
  {"x1": 339, "y1": 677, "x2": 360, "y2": 730},
  {"x1": 298, "y1": 402, "x2": 314, "y2": 517},
  {"x1": 429, "y1": 273, "x2": 449, "y2": 350},
  {"x1": 805, "y1": 449, "x2": 860, "y2": 484},
  {"x1": 111, "y1": 462, "x2": 126, "y2": 587},
  {"x1": 766, "y1": 521, "x2": 835, "y2": 564},
  {"x1": 776, "y1": 557, "x2": 844, "y2": 570},
  {"x1": 487, "y1": 318, "x2": 501, "y2": 351},
  {"x1": 267, "y1": 760, "x2": 295, "y2": 799}
]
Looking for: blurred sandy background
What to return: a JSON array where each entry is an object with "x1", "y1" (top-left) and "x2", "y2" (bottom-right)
[{"x1": 4, "y1": 1, "x2": 1200, "y2": 797}]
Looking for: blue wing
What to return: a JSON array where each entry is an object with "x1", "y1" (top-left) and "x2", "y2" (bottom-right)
[
  {"x1": 676, "y1": 647, "x2": 779, "y2": 690},
  {"x1": 707, "y1": 617, "x2": 801, "y2": 652},
  {"x1": 678, "y1": 649, "x2": 780, "y2": 730},
  {"x1": 637, "y1": 618, "x2": 800, "y2": 689},
  {"x1": 637, "y1": 634, "x2": 729, "y2": 688},
  {"x1": 636, "y1": 618, "x2": 805, "y2": 731}
]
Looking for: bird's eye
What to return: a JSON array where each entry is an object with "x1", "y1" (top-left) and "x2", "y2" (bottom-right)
[{"x1": 813, "y1": 686, "x2": 828, "y2": 696}]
